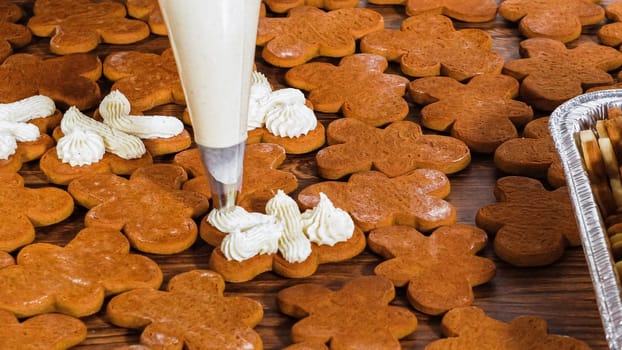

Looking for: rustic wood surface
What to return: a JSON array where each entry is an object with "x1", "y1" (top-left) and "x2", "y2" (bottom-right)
[{"x1": 8, "y1": 0, "x2": 617, "y2": 348}]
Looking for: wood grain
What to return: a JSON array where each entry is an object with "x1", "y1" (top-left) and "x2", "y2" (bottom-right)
[{"x1": 7, "y1": 0, "x2": 616, "y2": 349}]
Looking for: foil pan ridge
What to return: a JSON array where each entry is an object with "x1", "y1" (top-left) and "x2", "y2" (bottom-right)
[{"x1": 550, "y1": 89, "x2": 622, "y2": 350}]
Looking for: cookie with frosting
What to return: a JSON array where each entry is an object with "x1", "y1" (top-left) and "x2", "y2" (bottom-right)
[{"x1": 201, "y1": 190, "x2": 366, "y2": 282}]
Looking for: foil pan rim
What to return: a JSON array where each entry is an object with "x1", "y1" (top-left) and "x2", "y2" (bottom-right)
[{"x1": 550, "y1": 89, "x2": 622, "y2": 350}]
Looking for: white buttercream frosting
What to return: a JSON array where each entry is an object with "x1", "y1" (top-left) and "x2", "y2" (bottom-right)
[
  {"x1": 0, "y1": 121, "x2": 40, "y2": 160},
  {"x1": 0, "y1": 95, "x2": 56, "y2": 122},
  {"x1": 58, "y1": 106, "x2": 145, "y2": 164},
  {"x1": 0, "y1": 131, "x2": 16, "y2": 160},
  {"x1": 247, "y1": 71, "x2": 272, "y2": 130},
  {"x1": 301, "y1": 192, "x2": 354, "y2": 246},
  {"x1": 56, "y1": 128, "x2": 105, "y2": 166},
  {"x1": 265, "y1": 189, "x2": 312, "y2": 263},
  {"x1": 209, "y1": 206, "x2": 283, "y2": 262},
  {"x1": 99, "y1": 90, "x2": 185, "y2": 139}
]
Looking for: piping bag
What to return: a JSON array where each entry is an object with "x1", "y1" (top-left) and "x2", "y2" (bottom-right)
[{"x1": 159, "y1": 0, "x2": 262, "y2": 210}]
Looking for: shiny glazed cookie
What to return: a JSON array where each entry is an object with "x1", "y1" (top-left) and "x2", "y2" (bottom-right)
[
  {"x1": 285, "y1": 53, "x2": 410, "y2": 127},
  {"x1": 494, "y1": 116, "x2": 566, "y2": 188},
  {"x1": 360, "y1": 14, "x2": 504, "y2": 81},
  {"x1": 425, "y1": 306, "x2": 591, "y2": 350},
  {"x1": 174, "y1": 143, "x2": 298, "y2": 213},
  {"x1": 277, "y1": 275, "x2": 418, "y2": 349},
  {"x1": 368, "y1": 224, "x2": 496, "y2": 315},
  {"x1": 107, "y1": 270, "x2": 264, "y2": 349},
  {"x1": 27, "y1": 0, "x2": 150, "y2": 55},
  {"x1": 498, "y1": 0, "x2": 604, "y2": 43},
  {"x1": 0, "y1": 1, "x2": 31, "y2": 63},
  {"x1": 0, "y1": 227, "x2": 163, "y2": 318},
  {"x1": 126, "y1": 0, "x2": 166, "y2": 35},
  {"x1": 366, "y1": 0, "x2": 498, "y2": 23},
  {"x1": 68, "y1": 164, "x2": 210, "y2": 254},
  {"x1": 503, "y1": 38, "x2": 622, "y2": 112},
  {"x1": 317, "y1": 118, "x2": 471, "y2": 179},
  {"x1": 408, "y1": 74, "x2": 533, "y2": 153},
  {"x1": 298, "y1": 169, "x2": 456, "y2": 232},
  {"x1": 476, "y1": 176, "x2": 581, "y2": 267},
  {"x1": 0, "y1": 172, "x2": 74, "y2": 252},
  {"x1": 263, "y1": 0, "x2": 359, "y2": 13},
  {"x1": 257, "y1": 6, "x2": 384, "y2": 67},
  {"x1": 0, "y1": 53, "x2": 101, "y2": 110},
  {"x1": 103, "y1": 49, "x2": 184, "y2": 112},
  {"x1": 0, "y1": 310, "x2": 87, "y2": 349}
]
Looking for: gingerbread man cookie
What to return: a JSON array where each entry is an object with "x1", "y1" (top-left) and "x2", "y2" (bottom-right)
[
  {"x1": 0, "y1": 310, "x2": 87, "y2": 349},
  {"x1": 317, "y1": 118, "x2": 471, "y2": 179},
  {"x1": 494, "y1": 116, "x2": 566, "y2": 188},
  {"x1": 0, "y1": 227, "x2": 162, "y2": 318},
  {"x1": 0, "y1": 52, "x2": 101, "y2": 110},
  {"x1": 476, "y1": 176, "x2": 581, "y2": 267},
  {"x1": 408, "y1": 74, "x2": 533, "y2": 153},
  {"x1": 360, "y1": 14, "x2": 504, "y2": 81},
  {"x1": 503, "y1": 38, "x2": 622, "y2": 112},
  {"x1": 27, "y1": 0, "x2": 150, "y2": 55},
  {"x1": 68, "y1": 163, "x2": 210, "y2": 254},
  {"x1": 0, "y1": 172, "x2": 74, "y2": 252},
  {"x1": 298, "y1": 169, "x2": 456, "y2": 232},
  {"x1": 368, "y1": 224, "x2": 495, "y2": 315},
  {"x1": 277, "y1": 275, "x2": 418, "y2": 349},
  {"x1": 598, "y1": 2, "x2": 622, "y2": 49},
  {"x1": 103, "y1": 49, "x2": 185, "y2": 112},
  {"x1": 0, "y1": 1, "x2": 31, "y2": 64},
  {"x1": 174, "y1": 143, "x2": 298, "y2": 213},
  {"x1": 285, "y1": 53, "x2": 410, "y2": 127},
  {"x1": 499, "y1": 0, "x2": 604, "y2": 43},
  {"x1": 126, "y1": 0, "x2": 166, "y2": 35},
  {"x1": 367, "y1": 0, "x2": 497, "y2": 23},
  {"x1": 264, "y1": 0, "x2": 359, "y2": 13},
  {"x1": 425, "y1": 306, "x2": 591, "y2": 350},
  {"x1": 257, "y1": 6, "x2": 384, "y2": 67},
  {"x1": 107, "y1": 270, "x2": 264, "y2": 349}
]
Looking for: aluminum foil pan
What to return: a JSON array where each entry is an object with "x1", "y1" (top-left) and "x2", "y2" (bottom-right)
[{"x1": 550, "y1": 89, "x2": 622, "y2": 350}]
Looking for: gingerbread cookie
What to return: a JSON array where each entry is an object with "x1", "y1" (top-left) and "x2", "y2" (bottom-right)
[
  {"x1": 408, "y1": 74, "x2": 533, "y2": 153},
  {"x1": 0, "y1": 172, "x2": 74, "y2": 252},
  {"x1": 498, "y1": 0, "x2": 604, "y2": 43},
  {"x1": 0, "y1": 251, "x2": 14, "y2": 268},
  {"x1": 318, "y1": 118, "x2": 470, "y2": 179},
  {"x1": 503, "y1": 38, "x2": 622, "y2": 112},
  {"x1": 0, "y1": 310, "x2": 87, "y2": 349},
  {"x1": 598, "y1": 2, "x2": 622, "y2": 49},
  {"x1": 174, "y1": 143, "x2": 298, "y2": 212},
  {"x1": 264, "y1": 0, "x2": 359, "y2": 13},
  {"x1": 285, "y1": 53, "x2": 410, "y2": 127},
  {"x1": 0, "y1": 227, "x2": 162, "y2": 318},
  {"x1": 103, "y1": 49, "x2": 185, "y2": 112},
  {"x1": 367, "y1": 0, "x2": 497, "y2": 23},
  {"x1": 476, "y1": 176, "x2": 581, "y2": 267},
  {"x1": 0, "y1": 53, "x2": 101, "y2": 110},
  {"x1": 425, "y1": 306, "x2": 591, "y2": 349},
  {"x1": 298, "y1": 169, "x2": 456, "y2": 232},
  {"x1": 126, "y1": 0, "x2": 166, "y2": 35},
  {"x1": 494, "y1": 116, "x2": 566, "y2": 188},
  {"x1": 41, "y1": 106, "x2": 154, "y2": 185},
  {"x1": 0, "y1": 1, "x2": 31, "y2": 64},
  {"x1": 257, "y1": 6, "x2": 384, "y2": 67},
  {"x1": 202, "y1": 190, "x2": 366, "y2": 282},
  {"x1": 0, "y1": 95, "x2": 61, "y2": 173},
  {"x1": 278, "y1": 275, "x2": 418, "y2": 348},
  {"x1": 27, "y1": 0, "x2": 150, "y2": 55},
  {"x1": 107, "y1": 270, "x2": 264, "y2": 349},
  {"x1": 68, "y1": 163, "x2": 210, "y2": 254},
  {"x1": 360, "y1": 14, "x2": 504, "y2": 81},
  {"x1": 368, "y1": 224, "x2": 495, "y2": 315}
]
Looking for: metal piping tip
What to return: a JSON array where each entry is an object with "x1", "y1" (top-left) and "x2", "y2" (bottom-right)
[{"x1": 197, "y1": 142, "x2": 245, "y2": 211}]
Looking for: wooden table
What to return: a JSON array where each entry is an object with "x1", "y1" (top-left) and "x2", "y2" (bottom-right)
[{"x1": 10, "y1": 0, "x2": 614, "y2": 349}]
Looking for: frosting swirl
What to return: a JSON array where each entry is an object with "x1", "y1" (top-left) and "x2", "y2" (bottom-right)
[
  {"x1": 0, "y1": 95, "x2": 56, "y2": 122},
  {"x1": 99, "y1": 90, "x2": 185, "y2": 139},
  {"x1": 266, "y1": 190, "x2": 312, "y2": 263},
  {"x1": 220, "y1": 221, "x2": 283, "y2": 262},
  {"x1": 248, "y1": 71, "x2": 272, "y2": 130},
  {"x1": 0, "y1": 121, "x2": 40, "y2": 160},
  {"x1": 263, "y1": 88, "x2": 317, "y2": 138},
  {"x1": 208, "y1": 205, "x2": 274, "y2": 232},
  {"x1": 56, "y1": 128, "x2": 105, "y2": 166},
  {"x1": 301, "y1": 192, "x2": 354, "y2": 246}
]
